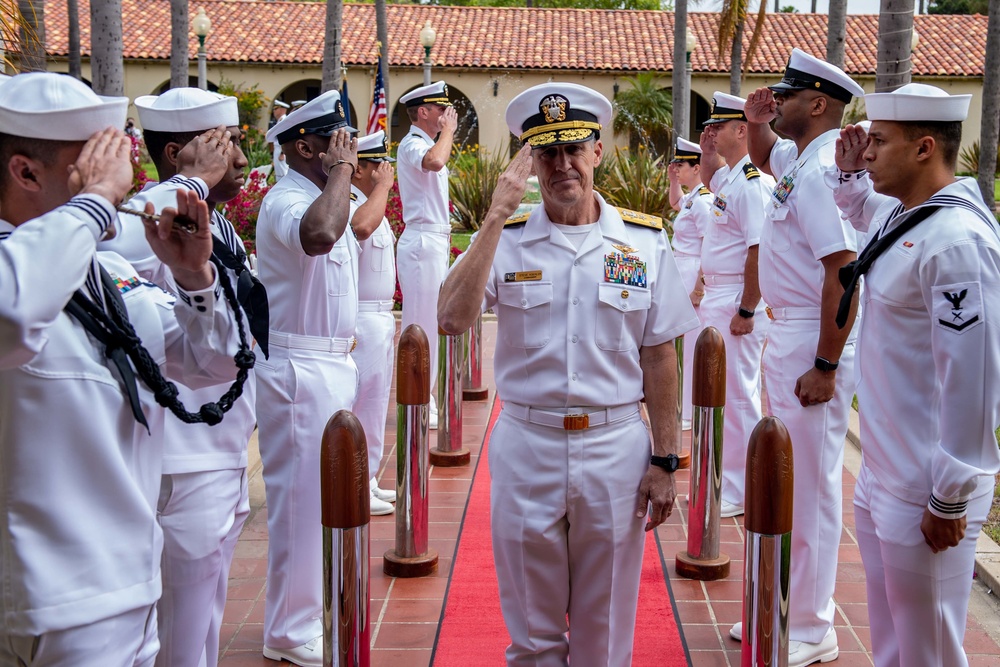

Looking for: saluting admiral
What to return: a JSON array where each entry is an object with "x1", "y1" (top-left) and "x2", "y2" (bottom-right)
[
  {"x1": 697, "y1": 91, "x2": 774, "y2": 519},
  {"x1": 833, "y1": 83, "x2": 1000, "y2": 667},
  {"x1": 439, "y1": 82, "x2": 698, "y2": 666}
]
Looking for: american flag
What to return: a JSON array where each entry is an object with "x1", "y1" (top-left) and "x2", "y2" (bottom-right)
[{"x1": 366, "y1": 60, "x2": 388, "y2": 136}]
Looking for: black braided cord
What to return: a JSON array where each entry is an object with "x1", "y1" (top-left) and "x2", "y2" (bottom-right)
[{"x1": 77, "y1": 256, "x2": 255, "y2": 426}]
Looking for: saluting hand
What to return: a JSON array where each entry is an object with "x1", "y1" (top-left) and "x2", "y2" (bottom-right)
[
  {"x1": 488, "y1": 144, "x2": 533, "y2": 224},
  {"x1": 320, "y1": 129, "x2": 358, "y2": 175},
  {"x1": 176, "y1": 126, "x2": 233, "y2": 190},
  {"x1": 69, "y1": 128, "x2": 134, "y2": 214},
  {"x1": 440, "y1": 106, "x2": 459, "y2": 134},
  {"x1": 144, "y1": 188, "x2": 215, "y2": 291},
  {"x1": 835, "y1": 124, "x2": 870, "y2": 173},
  {"x1": 370, "y1": 160, "x2": 395, "y2": 190},
  {"x1": 744, "y1": 87, "x2": 778, "y2": 125}
]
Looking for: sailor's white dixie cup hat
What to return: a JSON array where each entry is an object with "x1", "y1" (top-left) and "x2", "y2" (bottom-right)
[
  {"x1": 266, "y1": 90, "x2": 357, "y2": 145},
  {"x1": 506, "y1": 82, "x2": 612, "y2": 148},
  {"x1": 0, "y1": 72, "x2": 128, "y2": 141},
  {"x1": 671, "y1": 137, "x2": 702, "y2": 162},
  {"x1": 768, "y1": 48, "x2": 864, "y2": 103},
  {"x1": 357, "y1": 130, "x2": 395, "y2": 163},
  {"x1": 399, "y1": 81, "x2": 452, "y2": 107},
  {"x1": 864, "y1": 82, "x2": 971, "y2": 122},
  {"x1": 703, "y1": 91, "x2": 748, "y2": 125},
  {"x1": 134, "y1": 87, "x2": 239, "y2": 132}
]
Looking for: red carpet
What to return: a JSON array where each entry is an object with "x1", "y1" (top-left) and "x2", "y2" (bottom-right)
[{"x1": 432, "y1": 398, "x2": 690, "y2": 666}]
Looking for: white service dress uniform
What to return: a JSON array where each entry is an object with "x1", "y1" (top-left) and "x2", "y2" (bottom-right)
[
  {"x1": 835, "y1": 175, "x2": 1000, "y2": 667},
  {"x1": 671, "y1": 185, "x2": 711, "y2": 423},
  {"x1": 0, "y1": 196, "x2": 240, "y2": 666},
  {"x1": 103, "y1": 175, "x2": 257, "y2": 667},
  {"x1": 757, "y1": 130, "x2": 859, "y2": 644},
  {"x1": 452, "y1": 194, "x2": 699, "y2": 666},
  {"x1": 254, "y1": 167, "x2": 360, "y2": 649},
  {"x1": 396, "y1": 126, "x2": 451, "y2": 396},
  {"x1": 349, "y1": 185, "x2": 398, "y2": 480},
  {"x1": 700, "y1": 157, "x2": 772, "y2": 507}
]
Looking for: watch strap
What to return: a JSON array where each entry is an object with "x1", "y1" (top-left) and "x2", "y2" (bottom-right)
[{"x1": 650, "y1": 454, "x2": 680, "y2": 473}]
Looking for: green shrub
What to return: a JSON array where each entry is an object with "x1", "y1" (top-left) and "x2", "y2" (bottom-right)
[
  {"x1": 449, "y1": 144, "x2": 509, "y2": 231},
  {"x1": 596, "y1": 146, "x2": 672, "y2": 221},
  {"x1": 959, "y1": 141, "x2": 1000, "y2": 177}
]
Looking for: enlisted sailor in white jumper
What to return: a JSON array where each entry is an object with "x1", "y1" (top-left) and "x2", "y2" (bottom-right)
[
  {"x1": 697, "y1": 92, "x2": 774, "y2": 518},
  {"x1": 255, "y1": 91, "x2": 359, "y2": 667},
  {"x1": 666, "y1": 137, "x2": 712, "y2": 428},
  {"x1": 439, "y1": 83, "x2": 698, "y2": 666},
  {"x1": 0, "y1": 72, "x2": 241, "y2": 667},
  {"x1": 833, "y1": 83, "x2": 1000, "y2": 667},
  {"x1": 348, "y1": 130, "x2": 398, "y2": 516},
  {"x1": 101, "y1": 87, "x2": 260, "y2": 667},
  {"x1": 396, "y1": 81, "x2": 458, "y2": 427}
]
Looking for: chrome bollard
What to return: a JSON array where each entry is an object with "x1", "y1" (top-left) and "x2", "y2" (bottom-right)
[
  {"x1": 676, "y1": 326, "x2": 731, "y2": 581},
  {"x1": 383, "y1": 325, "x2": 439, "y2": 578},
  {"x1": 742, "y1": 417, "x2": 793, "y2": 667},
  {"x1": 321, "y1": 410, "x2": 370, "y2": 667},
  {"x1": 430, "y1": 328, "x2": 470, "y2": 467},
  {"x1": 462, "y1": 314, "x2": 489, "y2": 401}
]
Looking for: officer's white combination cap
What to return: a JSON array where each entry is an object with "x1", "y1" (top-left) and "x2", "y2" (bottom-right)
[
  {"x1": 704, "y1": 91, "x2": 748, "y2": 125},
  {"x1": 672, "y1": 137, "x2": 702, "y2": 162},
  {"x1": 506, "y1": 82, "x2": 612, "y2": 148},
  {"x1": 134, "y1": 87, "x2": 239, "y2": 132},
  {"x1": 0, "y1": 72, "x2": 127, "y2": 141},
  {"x1": 865, "y1": 83, "x2": 971, "y2": 122},
  {"x1": 265, "y1": 90, "x2": 356, "y2": 144},
  {"x1": 357, "y1": 130, "x2": 395, "y2": 162},
  {"x1": 769, "y1": 48, "x2": 864, "y2": 103},
  {"x1": 399, "y1": 81, "x2": 452, "y2": 107},
  {"x1": 273, "y1": 100, "x2": 290, "y2": 109}
]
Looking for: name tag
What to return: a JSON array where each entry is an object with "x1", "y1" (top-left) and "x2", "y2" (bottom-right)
[{"x1": 504, "y1": 270, "x2": 543, "y2": 283}]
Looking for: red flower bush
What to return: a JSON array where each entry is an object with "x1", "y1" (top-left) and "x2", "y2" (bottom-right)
[{"x1": 223, "y1": 169, "x2": 272, "y2": 256}]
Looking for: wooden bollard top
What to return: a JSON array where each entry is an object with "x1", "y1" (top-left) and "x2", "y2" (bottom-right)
[
  {"x1": 321, "y1": 410, "x2": 370, "y2": 529},
  {"x1": 692, "y1": 326, "x2": 726, "y2": 408},
  {"x1": 396, "y1": 324, "x2": 430, "y2": 406},
  {"x1": 745, "y1": 417, "x2": 794, "y2": 535}
]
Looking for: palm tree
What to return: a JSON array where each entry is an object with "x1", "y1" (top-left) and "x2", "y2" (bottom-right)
[
  {"x1": 170, "y1": 0, "x2": 188, "y2": 89},
  {"x1": 673, "y1": 0, "x2": 690, "y2": 140},
  {"x1": 875, "y1": 0, "x2": 916, "y2": 91},
  {"x1": 827, "y1": 0, "x2": 848, "y2": 68},
  {"x1": 612, "y1": 72, "x2": 673, "y2": 155},
  {"x1": 90, "y1": 0, "x2": 123, "y2": 95},
  {"x1": 977, "y1": 0, "x2": 999, "y2": 209},
  {"x1": 323, "y1": 0, "x2": 343, "y2": 93},
  {"x1": 67, "y1": 0, "x2": 81, "y2": 79},
  {"x1": 717, "y1": 0, "x2": 767, "y2": 95},
  {"x1": 17, "y1": 0, "x2": 45, "y2": 72}
]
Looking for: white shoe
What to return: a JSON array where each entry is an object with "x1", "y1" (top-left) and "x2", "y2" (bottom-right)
[
  {"x1": 370, "y1": 492, "x2": 395, "y2": 516},
  {"x1": 788, "y1": 628, "x2": 838, "y2": 667},
  {"x1": 370, "y1": 477, "x2": 396, "y2": 503},
  {"x1": 730, "y1": 621, "x2": 743, "y2": 641},
  {"x1": 720, "y1": 500, "x2": 744, "y2": 518},
  {"x1": 263, "y1": 636, "x2": 322, "y2": 667}
]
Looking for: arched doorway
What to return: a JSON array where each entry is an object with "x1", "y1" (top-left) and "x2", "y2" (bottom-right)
[
  {"x1": 390, "y1": 83, "x2": 479, "y2": 149},
  {"x1": 155, "y1": 77, "x2": 219, "y2": 93}
]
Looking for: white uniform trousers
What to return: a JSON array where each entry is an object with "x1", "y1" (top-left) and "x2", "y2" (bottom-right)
[
  {"x1": 0, "y1": 604, "x2": 158, "y2": 667},
  {"x1": 674, "y1": 255, "x2": 702, "y2": 423},
  {"x1": 155, "y1": 468, "x2": 249, "y2": 667},
  {"x1": 351, "y1": 309, "x2": 397, "y2": 477},
  {"x1": 255, "y1": 343, "x2": 359, "y2": 648},
  {"x1": 855, "y1": 464, "x2": 990, "y2": 667},
  {"x1": 396, "y1": 226, "x2": 450, "y2": 398},
  {"x1": 699, "y1": 284, "x2": 767, "y2": 507},
  {"x1": 763, "y1": 320, "x2": 855, "y2": 644},
  {"x1": 489, "y1": 409, "x2": 649, "y2": 667}
]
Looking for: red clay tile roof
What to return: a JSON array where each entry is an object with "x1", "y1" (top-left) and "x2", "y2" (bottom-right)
[{"x1": 41, "y1": 1, "x2": 987, "y2": 78}]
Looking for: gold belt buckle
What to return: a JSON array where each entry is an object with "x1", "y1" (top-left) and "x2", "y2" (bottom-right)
[
  {"x1": 350, "y1": 338, "x2": 358, "y2": 353},
  {"x1": 563, "y1": 413, "x2": 590, "y2": 430},
  {"x1": 765, "y1": 306, "x2": 774, "y2": 321}
]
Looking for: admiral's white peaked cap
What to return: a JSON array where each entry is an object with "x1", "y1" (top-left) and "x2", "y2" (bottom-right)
[
  {"x1": 265, "y1": 90, "x2": 356, "y2": 144},
  {"x1": 672, "y1": 137, "x2": 702, "y2": 162},
  {"x1": 505, "y1": 82, "x2": 612, "y2": 148},
  {"x1": 134, "y1": 88, "x2": 239, "y2": 132},
  {"x1": 865, "y1": 83, "x2": 971, "y2": 123},
  {"x1": 769, "y1": 48, "x2": 864, "y2": 103},
  {"x1": 357, "y1": 130, "x2": 395, "y2": 162},
  {"x1": 399, "y1": 81, "x2": 452, "y2": 107},
  {"x1": 0, "y1": 72, "x2": 127, "y2": 141}
]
